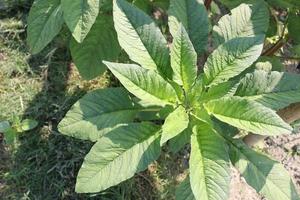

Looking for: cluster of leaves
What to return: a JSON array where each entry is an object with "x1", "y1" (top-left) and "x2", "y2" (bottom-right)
[
  {"x1": 26, "y1": 0, "x2": 168, "y2": 80},
  {"x1": 0, "y1": 118, "x2": 38, "y2": 144},
  {"x1": 27, "y1": 0, "x2": 300, "y2": 81},
  {"x1": 57, "y1": 0, "x2": 300, "y2": 199},
  {"x1": 219, "y1": 0, "x2": 300, "y2": 57}
]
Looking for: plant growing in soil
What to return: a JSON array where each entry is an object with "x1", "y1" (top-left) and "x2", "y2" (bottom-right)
[{"x1": 58, "y1": 0, "x2": 300, "y2": 199}]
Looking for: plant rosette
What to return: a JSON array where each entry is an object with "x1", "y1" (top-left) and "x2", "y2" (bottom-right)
[{"x1": 58, "y1": 0, "x2": 300, "y2": 199}]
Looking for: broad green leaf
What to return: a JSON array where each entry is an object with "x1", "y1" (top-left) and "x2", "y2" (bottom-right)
[
  {"x1": 70, "y1": 15, "x2": 121, "y2": 80},
  {"x1": 153, "y1": 0, "x2": 170, "y2": 10},
  {"x1": 203, "y1": 36, "x2": 264, "y2": 86},
  {"x1": 75, "y1": 122, "x2": 161, "y2": 193},
  {"x1": 204, "y1": 96, "x2": 292, "y2": 135},
  {"x1": 230, "y1": 139, "x2": 300, "y2": 200},
  {"x1": 3, "y1": 128, "x2": 17, "y2": 145},
  {"x1": 288, "y1": 12, "x2": 300, "y2": 45},
  {"x1": 104, "y1": 62, "x2": 177, "y2": 105},
  {"x1": 168, "y1": 0, "x2": 209, "y2": 54},
  {"x1": 0, "y1": 121, "x2": 10, "y2": 133},
  {"x1": 161, "y1": 105, "x2": 189, "y2": 145},
  {"x1": 190, "y1": 122, "x2": 231, "y2": 200},
  {"x1": 199, "y1": 81, "x2": 235, "y2": 103},
  {"x1": 27, "y1": 0, "x2": 64, "y2": 54},
  {"x1": 266, "y1": 0, "x2": 300, "y2": 8},
  {"x1": 235, "y1": 70, "x2": 300, "y2": 110},
  {"x1": 176, "y1": 176, "x2": 196, "y2": 200},
  {"x1": 213, "y1": 1, "x2": 269, "y2": 47},
  {"x1": 170, "y1": 25, "x2": 197, "y2": 92},
  {"x1": 169, "y1": 126, "x2": 192, "y2": 153},
  {"x1": 58, "y1": 88, "x2": 138, "y2": 141},
  {"x1": 113, "y1": 0, "x2": 171, "y2": 77},
  {"x1": 61, "y1": 0, "x2": 100, "y2": 43}
]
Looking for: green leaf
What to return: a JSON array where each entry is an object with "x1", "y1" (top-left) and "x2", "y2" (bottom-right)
[
  {"x1": 168, "y1": 0, "x2": 209, "y2": 54},
  {"x1": 203, "y1": 36, "x2": 264, "y2": 86},
  {"x1": 27, "y1": 0, "x2": 64, "y2": 54},
  {"x1": 266, "y1": 0, "x2": 300, "y2": 9},
  {"x1": 104, "y1": 62, "x2": 177, "y2": 105},
  {"x1": 170, "y1": 25, "x2": 197, "y2": 92},
  {"x1": 58, "y1": 88, "x2": 138, "y2": 141},
  {"x1": 70, "y1": 15, "x2": 121, "y2": 80},
  {"x1": 213, "y1": 1, "x2": 269, "y2": 47},
  {"x1": 0, "y1": 121, "x2": 10, "y2": 133},
  {"x1": 235, "y1": 70, "x2": 300, "y2": 110},
  {"x1": 113, "y1": 0, "x2": 171, "y2": 77},
  {"x1": 230, "y1": 139, "x2": 300, "y2": 200},
  {"x1": 161, "y1": 105, "x2": 189, "y2": 145},
  {"x1": 169, "y1": 126, "x2": 192, "y2": 153},
  {"x1": 288, "y1": 11, "x2": 300, "y2": 45},
  {"x1": 19, "y1": 119, "x2": 38, "y2": 132},
  {"x1": 204, "y1": 96, "x2": 292, "y2": 135},
  {"x1": 75, "y1": 122, "x2": 161, "y2": 193},
  {"x1": 190, "y1": 122, "x2": 231, "y2": 200},
  {"x1": 61, "y1": 0, "x2": 100, "y2": 43},
  {"x1": 176, "y1": 176, "x2": 196, "y2": 200},
  {"x1": 199, "y1": 81, "x2": 235, "y2": 103},
  {"x1": 3, "y1": 128, "x2": 17, "y2": 145}
]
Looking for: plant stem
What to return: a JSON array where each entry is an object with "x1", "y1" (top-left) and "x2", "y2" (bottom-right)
[
  {"x1": 205, "y1": 0, "x2": 213, "y2": 9},
  {"x1": 262, "y1": 18, "x2": 288, "y2": 56},
  {"x1": 262, "y1": 39, "x2": 285, "y2": 56}
]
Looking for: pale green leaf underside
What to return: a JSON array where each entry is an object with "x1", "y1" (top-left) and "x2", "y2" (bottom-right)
[
  {"x1": 76, "y1": 123, "x2": 161, "y2": 193},
  {"x1": 213, "y1": 0, "x2": 269, "y2": 47},
  {"x1": 58, "y1": 88, "x2": 138, "y2": 141},
  {"x1": 27, "y1": 0, "x2": 64, "y2": 54},
  {"x1": 62, "y1": 0, "x2": 99, "y2": 43},
  {"x1": 176, "y1": 176, "x2": 196, "y2": 200},
  {"x1": 204, "y1": 36, "x2": 264, "y2": 86},
  {"x1": 104, "y1": 62, "x2": 177, "y2": 105},
  {"x1": 190, "y1": 122, "x2": 231, "y2": 200},
  {"x1": 161, "y1": 105, "x2": 189, "y2": 145},
  {"x1": 205, "y1": 96, "x2": 292, "y2": 135},
  {"x1": 168, "y1": 0, "x2": 209, "y2": 54},
  {"x1": 170, "y1": 25, "x2": 197, "y2": 92},
  {"x1": 230, "y1": 140, "x2": 300, "y2": 200},
  {"x1": 235, "y1": 70, "x2": 300, "y2": 110},
  {"x1": 70, "y1": 15, "x2": 121, "y2": 80},
  {"x1": 113, "y1": 0, "x2": 171, "y2": 77}
]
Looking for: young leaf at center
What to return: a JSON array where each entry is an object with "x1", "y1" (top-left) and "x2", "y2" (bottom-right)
[
  {"x1": 161, "y1": 105, "x2": 189, "y2": 145},
  {"x1": 170, "y1": 24, "x2": 197, "y2": 93}
]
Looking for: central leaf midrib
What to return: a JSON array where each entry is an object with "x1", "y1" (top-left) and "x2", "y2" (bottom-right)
[
  {"x1": 212, "y1": 113, "x2": 287, "y2": 130},
  {"x1": 197, "y1": 134, "x2": 210, "y2": 200},
  {"x1": 239, "y1": 88, "x2": 300, "y2": 98},
  {"x1": 61, "y1": 108, "x2": 139, "y2": 128},
  {"x1": 32, "y1": 4, "x2": 61, "y2": 50},
  {"x1": 84, "y1": 131, "x2": 160, "y2": 184},
  {"x1": 207, "y1": 40, "x2": 258, "y2": 85},
  {"x1": 118, "y1": 1, "x2": 162, "y2": 70},
  {"x1": 114, "y1": 67, "x2": 174, "y2": 103}
]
